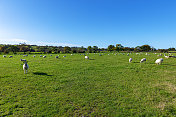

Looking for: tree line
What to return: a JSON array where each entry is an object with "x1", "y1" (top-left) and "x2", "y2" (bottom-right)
[{"x1": 0, "y1": 43, "x2": 175, "y2": 54}]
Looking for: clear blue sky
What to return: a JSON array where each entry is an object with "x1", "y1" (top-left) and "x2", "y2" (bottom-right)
[{"x1": 0, "y1": 0, "x2": 176, "y2": 49}]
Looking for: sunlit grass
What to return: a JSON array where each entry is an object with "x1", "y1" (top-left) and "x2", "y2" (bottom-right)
[{"x1": 1, "y1": 53, "x2": 176, "y2": 116}]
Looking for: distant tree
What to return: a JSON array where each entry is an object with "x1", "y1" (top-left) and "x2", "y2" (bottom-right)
[
  {"x1": 19, "y1": 46, "x2": 29, "y2": 54},
  {"x1": 64, "y1": 46, "x2": 71, "y2": 53},
  {"x1": 158, "y1": 49, "x2": 168, "y2": 53},
  {"x1": 51, "y1": 47, "x2": 57, "y2": 53},
  {"x1": 77, "y1": 47, "x2": 86, "y2": 53},
  {"x1": 87, "y1": 46, "x2": 92, "y2": 53},
  {"x1": 115, "y1": 44, "x2": 124, "y2": 51},
  {"x1": 72, "y1": 49, "x2": 77, "y2": 53},
  {"x1": 130, "y1": 47, "x2": 135, "y2": 51},
  {"x1": 80, "y1": 46, "x2": 86, "y2": 53},
  {"x1": 8, "y1": 45, "x2": 19, "y2": 54},
  {"x1": 134, "y1": 46, "x2": 141, "y2": 52},
  {"x1": 92, "y1": 46, "x2": 98, "y2": 53},
  {"x1": 0, "y1": 46, "x2": 5, "y2": 52},
  {"x1": 124, "y1": 47, "x2": 131, "y2": 51},
  {"x1": 140, "y1": 45, "x2": 151, "y2": 51},
  {"x1": 101, "y1": 48, "x2": 105, "y2": 52},
  {"x1": 168, "y1": 48, "x2": 175, "y2": 51},
  {"x1": 38, "y1": 46, "x2": 46, "y2": 53},
  {"x1": 151, "y1": 47, "x2": 156, "y2": 51},
  {"x1": 107, "y1": 45, "x2": 115, "y2": 51},
  {"x1": 4, "y1": 49, "x2": 9, "y2": 54}
]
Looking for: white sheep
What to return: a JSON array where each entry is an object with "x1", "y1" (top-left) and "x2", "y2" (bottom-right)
[
  {"x1": 33, "y1": 55, "x2": 36, "y2": 57},
  {"x1": 155, "y1": 58, "x2": 163, "y2": 65},
  {"x1": 23, "y1": 62, "x2": 29, "y2": 74},
  {"x1": 85, "y1": 56, "x2": 89, "y2": 59},
  {"x1": 43, "y1": 55, "x2": 46, "y2": 58},
  {"x1": 140, "y1": 58, "x2": 146, "y2": 63},
  {"x1": 3, "y1": 55, "x2": 6, "y2": 58},
  {"x1": 56, "y1": 56, "x2": 59, "y2": 58},
  {"x1": 40, "y1": 55, "x2": 43, "y2": 57},
  {"x1": 9, "y1": 56, "x2": 13, "y2": 58},
  {"x1": 164, "y1": 55, "x2": 169, "y2": 58},
  {"x1": 129, "y1": 58, "x2": 132, "y2": 63},
  {"x1": 63, "y1": 56, "x2": 66, "y2": 57}
]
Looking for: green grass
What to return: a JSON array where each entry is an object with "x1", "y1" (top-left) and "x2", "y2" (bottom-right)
[{"x1": 1, "y1": 53, "x2": 176, "y2": 116}]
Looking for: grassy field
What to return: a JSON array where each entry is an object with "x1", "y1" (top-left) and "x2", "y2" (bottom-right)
[{"x1": 1, "y1": 53, "x2": 176, "y2": 116}]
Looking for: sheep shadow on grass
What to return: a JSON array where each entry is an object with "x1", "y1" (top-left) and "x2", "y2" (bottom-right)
[
  {"x1": 141, "y1": 62, "x2": 176, "y2": 66},
  {"x1": 161, "y1": 64, "x2": 176, "y2": 66},
  {"x1": 132, "y1": 62, "x2": 139, "y2": 63},
  {"x1": 33, "y1": 72, "x2": 53, "y2": 76}
]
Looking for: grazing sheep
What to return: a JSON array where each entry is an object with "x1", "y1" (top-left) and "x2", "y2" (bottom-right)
[
  {"x1": 40, "y1": 55, "x2": 42, "y2": 57},
  {"x1": 85, "y1": 56, "x2": 89, "y2": 59},
  {"x1": 164, "y1": 55, "x2": 169, "y2": 58},
  {"x1": 63, "y1": 56, "x2": 66, "y2": 57},
  {"x1": 140, "y1": 58, "x2": 146, "y2": 63},
  {"x1": 127, "y1": 53, "x2": 129, "y2": 56},
  {"x1": 56, "y1": 56, "x2": 59, "y2": 58},
  {"x1": 20, "y1": 59, "x2": 26, "y2": 62},
  {"x1": 23, "y1": 62, "x2": 29, "y2": 74},
  {"x1": 9, "y1": 56, "x2": 13, "y2": 58},
  {"x1": 50, "y1": 55, "x2": 52, "y2": 56},
  {"x1": 99, "y1": 54, "x2": 102, "y2": 56},
  {"x1": 43, "y1": 55, "x2": 46, "y2": 58},
  {"x1": 129, "y1": 58, "x2": 132, "y2": 63},
  {"x1": 155, "y1": 58, "x2": 163, "y2": 65},
  {"x1": 33, "y1": 55, "x2": 36, "y2": 57},
  {"x1": 3, "y1": 55, "x2": 6, "y2": 58},
  {"x1": 23, "y1": 55, "x2": 28, "y2": 57}
]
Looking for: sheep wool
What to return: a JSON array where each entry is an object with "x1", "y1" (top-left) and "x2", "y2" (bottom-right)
[
  {"x1": 155, "y1": 58, "x2": 163, "y2": 65},
  {"x1": 129, "y1": 58, "x2": 132, "y2": 63},
  {"x1": 23, "y1": 62, "x2": 29, "y2": 74}
]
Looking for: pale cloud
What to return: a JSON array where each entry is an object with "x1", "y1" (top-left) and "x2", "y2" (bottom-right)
[
  {"x1": 0, "y1": 38, "x2": 80, "y2": 47},
  {"x1": 0, "y1": 38, "x2": 28, "y2": 44},
  {"x1": 11, "y1": 39, "x2": 28, "y2": 43},
  {"x1": 33, "y1": 41, "x2": 80, "y2": 47}
]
